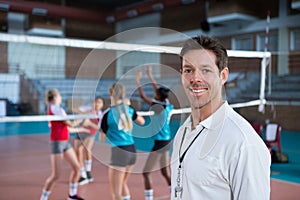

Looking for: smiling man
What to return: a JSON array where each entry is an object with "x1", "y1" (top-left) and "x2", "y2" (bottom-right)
[{"x1": 170, "y1": 35, "x2": 271, "y2": 200}]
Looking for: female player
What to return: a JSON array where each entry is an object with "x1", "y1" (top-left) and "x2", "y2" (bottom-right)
[
  {"x1": 40, "y1": 89, "x2": 87, "y2": 200},
  {"x1": 73, "y1": 97, "x2": 104, "y2": 185},
  {"x1": 101, "y1": 83, "x2": 145, "y2": 200},
  {"x1": 135, "y1": 66, "x2": 173, "y2": 200}
]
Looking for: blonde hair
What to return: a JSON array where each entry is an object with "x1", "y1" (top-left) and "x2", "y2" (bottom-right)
[
  {"x1": 110, "y1": 83, "x2": 133, "y2": 131},
  {"x1": 45, "y1": 89, "x2": 58, "y2": 105}
]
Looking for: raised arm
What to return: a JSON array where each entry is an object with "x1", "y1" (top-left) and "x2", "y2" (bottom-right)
[
  {"x1": 135, "y1": 70, "x2": 153, "y2": 105},
  {"x1": 146, "y1": 65, "x2": 158, "y2": 91}
]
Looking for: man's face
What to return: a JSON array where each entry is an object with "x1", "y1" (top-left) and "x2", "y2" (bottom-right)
[{"x1": 181, "y1": 49, "x2": 228, "y2": 110}]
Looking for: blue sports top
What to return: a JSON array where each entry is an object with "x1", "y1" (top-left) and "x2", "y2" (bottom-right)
[
  {"x1": 150, "y1": 99, "x2": 173, "y2": 141},
  {"x1": 101, "y1": 104, "x2": 137, "y2": 147}
]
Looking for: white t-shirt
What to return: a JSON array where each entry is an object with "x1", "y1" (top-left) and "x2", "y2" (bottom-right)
[
  {"x1": 171, "y1": 102, "x2": 271, "y2": 200},
  {"x1": 50, "y1": 103, "x2": 67, "y2": 116}
]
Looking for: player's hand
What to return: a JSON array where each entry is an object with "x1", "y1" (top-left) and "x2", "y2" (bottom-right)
[
  {"x1": 146, "y1": 65, "x2": 152, "y2": 75},
  {"x1": 73, "y1": 119, "x2": 82, "y2": 126},
  {"x1": 135, "y1": 71, "x2": 142, "y2": 81}
]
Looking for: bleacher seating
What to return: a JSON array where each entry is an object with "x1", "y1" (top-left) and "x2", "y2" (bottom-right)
[
  {"x1": 32, "y1": 77, "x2": 181, "y2": 113},
  {"x1": 225, "y1": 72, "x2": 261, "y2": 103},
  {"x1": 226, "y1": 73, "x2": 300, "y2": 104},
  {"x1": 31, "y1": 72, "x2": 300, "y2": 114},
  {"x1": 266, "y1": 74, "x2": 300, "y2": 102}
]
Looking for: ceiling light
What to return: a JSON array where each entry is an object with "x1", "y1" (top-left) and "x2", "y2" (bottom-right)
[
  {"x1": 181, "y1": 0, "x2": 195, "y2": 5},
  {"x1": 106, "y1": 16, "x2": 115, "y2": 23},
  {"x1": 32, "y1": 8, "x2": 48, "y2": 16},
  {"x1": 152, "y1": 3, "x2": 164, "y2": 11},
  {"x1": 127, "y1": 10, "x2": 138, "y2": 18}
]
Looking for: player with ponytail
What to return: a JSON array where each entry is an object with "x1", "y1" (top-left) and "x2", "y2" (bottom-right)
[{"x1": 101, "y1": 83, "x2": 145, "y2": 200}]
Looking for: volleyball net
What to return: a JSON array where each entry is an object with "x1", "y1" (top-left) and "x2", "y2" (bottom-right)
[{"x1": 0, "y1": 27, "x2": 271, "y2": 124}]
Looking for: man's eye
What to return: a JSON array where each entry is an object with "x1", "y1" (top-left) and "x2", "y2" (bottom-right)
[
  {"x1": 183, "y1": 69, "x2": 193, "y2": 73},
  {"x1": 202, "y1": 69, "x2": 209, "y2": 73}
]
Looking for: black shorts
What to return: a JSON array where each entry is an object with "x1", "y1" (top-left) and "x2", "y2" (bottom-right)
[
  {"x1": 110, "y1": 144, "x2": 137, "y2": 167},
  {"x1": 151, "y1": 140, "x2": 171, "y2": 153}
]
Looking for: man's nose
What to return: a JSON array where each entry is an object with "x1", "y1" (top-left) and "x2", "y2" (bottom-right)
[{"x1": 190, "y1": 69, "x2": 203, "y2": 82}]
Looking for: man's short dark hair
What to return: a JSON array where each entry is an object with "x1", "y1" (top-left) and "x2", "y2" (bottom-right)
[{"x1": 180, "y1": 35, "x2": 228, "y2": 72}]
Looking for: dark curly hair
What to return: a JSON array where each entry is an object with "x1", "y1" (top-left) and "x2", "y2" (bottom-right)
[{"x1": 157, "y1": 86, "x2": 170, "y2": 102}]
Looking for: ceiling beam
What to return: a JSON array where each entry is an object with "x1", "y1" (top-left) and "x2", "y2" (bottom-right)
[{"x1": 0, "y1": 0, "x2": 202, "y2": 24}]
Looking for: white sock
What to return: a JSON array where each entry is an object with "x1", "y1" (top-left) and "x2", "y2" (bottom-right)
[
  {"x1": 69, "y1": 183, "x2": 78, "y2": 196},
  {"x1": 84, "y1": 160, "x2": 92, "y2": 172},
  {"x1": 123, "y1": 195, "x2": 131, "y2": 200},
  {"x1": 145, "y1": 189, "x2": 153, "y2": 200},
  {"x1": 40, "y1": 189, "x2": 50, "y2": 200},
  {"x1": 80, "y1": 167, "x2": 87, "y2": 178}
]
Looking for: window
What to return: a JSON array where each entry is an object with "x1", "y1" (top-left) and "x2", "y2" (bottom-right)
[
  {"x1": 290, "y1": 30, "x2": 300, "y2": 51},
  {"x1": 116, "y1": 51, "x2": 160, "y2": 78},
  {"x1": 232, "y1": 36, "x2": 254, "y2": 50},
  {"x1": 256, "y1": 32, "x2": 278, "y2": 52}
]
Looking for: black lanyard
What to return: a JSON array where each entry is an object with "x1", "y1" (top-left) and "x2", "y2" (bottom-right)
[{"x1": 178, "y1": 126, "x2": 205, "y2": 168}]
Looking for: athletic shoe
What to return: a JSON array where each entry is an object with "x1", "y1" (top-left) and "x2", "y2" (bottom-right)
[
  {"x1": 86, "y1": 171, "x2": 94, "y2": 182},
  {"x1": 68, "y1": 194, "x2": 84, "y2": 200},
  {"x1": 78, "y1": 177, "x2": 89, "y2": 185}
]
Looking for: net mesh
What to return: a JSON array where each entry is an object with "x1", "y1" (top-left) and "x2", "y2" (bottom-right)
[{"x1": 0, "y1": 28, "x2": 271, "y2": 120}]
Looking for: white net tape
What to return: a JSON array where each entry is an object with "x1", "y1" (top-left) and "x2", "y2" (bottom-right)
[{"x1": 0, "y1": 102, "x2": 260, "y2": 123}]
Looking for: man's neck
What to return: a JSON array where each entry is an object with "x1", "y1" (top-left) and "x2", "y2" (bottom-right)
[{"x1": 191, "y1": 100, "x2": 225, "y2": 129}]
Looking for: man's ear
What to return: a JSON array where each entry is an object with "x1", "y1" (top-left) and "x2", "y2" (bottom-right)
[
  {"x1": 220, "y1": 67, "x2": 229, "y2": 85},
  {"x1": 179, "y1": 68, "x2": 183, "y2": 74}
]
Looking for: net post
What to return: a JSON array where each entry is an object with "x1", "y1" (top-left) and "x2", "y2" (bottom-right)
[{"x1": 258, "y1": 54, "x2": 271, "y2": 113}]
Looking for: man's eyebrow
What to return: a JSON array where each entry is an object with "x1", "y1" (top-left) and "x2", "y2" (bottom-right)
[
  {"x1": 182, "y1": 64, "x2": 212, "y2": 68},
  {"x1": 182, "y1": 64, "x2": 193, "y2": 68},
  {"x1": 202, "y1": 65, "x2": 212, "y2": 68}
]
